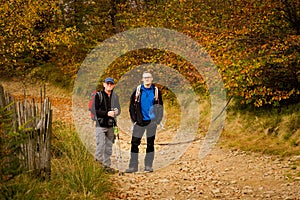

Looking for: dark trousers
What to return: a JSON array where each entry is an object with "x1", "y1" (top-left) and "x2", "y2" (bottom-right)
[{"x1": 129, "y1": 121, "x2": 157, "y2": 169}]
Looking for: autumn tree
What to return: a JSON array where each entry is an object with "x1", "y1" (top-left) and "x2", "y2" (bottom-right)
[
  {"x1": 1, "y1": 0, "x2": 119, "y2": 88},
  {"x1": 115, "y1": 0, "x2": 299, "y2": 107},
  {"x1": 0, "y1": 0, "x2": 81, "y2": 86},
  {"x1": 1, "y1": 0, "x2": 299, "y2": 106}
]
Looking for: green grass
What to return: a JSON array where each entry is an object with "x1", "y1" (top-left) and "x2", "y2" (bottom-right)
[{"x1": 1, "y1": 122, "x2": 112, "y2": 200}]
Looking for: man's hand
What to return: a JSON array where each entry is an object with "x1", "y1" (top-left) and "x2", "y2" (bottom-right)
[
  {"x1": 113, "y1": 108, "x2": 119, "y2": 116},
  {"x1": 107, "y1": 111, "x2": 115, "y2": 117},
  {"x1": 108, "y1": 108, "x2": 119, "y2": 117}
]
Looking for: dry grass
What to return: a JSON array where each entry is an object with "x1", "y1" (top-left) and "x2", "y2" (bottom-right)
[
  {"x1": 221, "y1": 101, "x2": 300, "y2": 156},
  {"x1": 0, "y1": 78, "x2": 71, "y2": 98},
  {"x1": 0, "y1": 122, "x2": 112, "y2": 200}
]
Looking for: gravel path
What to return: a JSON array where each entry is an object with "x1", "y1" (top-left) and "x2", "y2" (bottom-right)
[{"x1": 110, "y1": 142, "x2": 300, "y2": 200}]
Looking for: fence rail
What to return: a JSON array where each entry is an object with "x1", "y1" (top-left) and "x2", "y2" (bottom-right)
[{"x1": 0, "y1": 84, "x2": 52, "y2": 180}]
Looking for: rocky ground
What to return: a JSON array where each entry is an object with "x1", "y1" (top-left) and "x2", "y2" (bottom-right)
[
  {"x1": 1, "y1": 81, "x2": 299, "y2": 200},
  {"x1": 109, "y1": 142, "x2": 300, "y2": 200}
]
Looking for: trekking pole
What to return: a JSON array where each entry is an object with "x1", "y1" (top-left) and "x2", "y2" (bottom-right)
[
  {"x1": 113, "y1": 124, "x2": 124, "y2": 175},
  {"x1": 117, "y1": 133, "x2": 124, "y2": 176},
  {"x1": 113, "y1": 108, "x2": 124, "y2": 175}
]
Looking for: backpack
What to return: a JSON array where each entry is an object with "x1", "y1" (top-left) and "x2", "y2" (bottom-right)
[
  {"x1": 134, "y1": 84, "x2": 158, "y2": 104},
  {"x1": 88, "y1": 91, "x2": 103, "y2": 121}
]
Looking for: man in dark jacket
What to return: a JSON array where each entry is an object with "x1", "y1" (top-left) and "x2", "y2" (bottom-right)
[
  {"x1": 94, "y1": 77, "x2": 121, "y2": 173},
  {"x1": 125, "y1": 72, "x2": 163, "y2": 173}
]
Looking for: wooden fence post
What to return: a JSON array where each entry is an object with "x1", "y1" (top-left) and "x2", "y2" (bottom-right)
[
  {"x1": 0, "y1": 84, "x2": 52, "y2": 180},
  {"x1": 0, "y1": 85, "x2": 5, "y2": 108}
]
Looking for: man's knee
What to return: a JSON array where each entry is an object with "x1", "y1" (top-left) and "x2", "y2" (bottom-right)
[{"x1": 131, "y1": 136, "x2": 141, "y2": 146}]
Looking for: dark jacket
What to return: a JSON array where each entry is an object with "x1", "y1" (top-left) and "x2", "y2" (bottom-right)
[
  {"x1": 129, "y1": 84, "x2": 163, "y2": 126},
  {"x1": 95, "y1": 90, "x2": 121, "y2": 127}
]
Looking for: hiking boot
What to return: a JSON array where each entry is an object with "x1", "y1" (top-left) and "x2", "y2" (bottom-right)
[
  {"x1": 95, "y1": 159, "x2": 103, "y2": 167},
  {"x1": 104, "y1": 166, "x2": 117, "y2": 174},
  {"x1": 125, "y1": 167, "x2": 138, "y2": 173},
  {"x1": 144, "y1": 166, "x2": 153, "y2": 172}
]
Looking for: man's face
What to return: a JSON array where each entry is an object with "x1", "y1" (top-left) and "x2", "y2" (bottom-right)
[
  {"x1": 142, "y1": 73, "x2": 153, "y2": 85},
  {"x1": 103, "y1": 82, "x2": 115, "y2": 91}
]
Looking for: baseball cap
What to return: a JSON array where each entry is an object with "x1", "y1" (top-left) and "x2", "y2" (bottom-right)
[{"x1": 104, "y1": 77, "x2": 114, "y2": 84}]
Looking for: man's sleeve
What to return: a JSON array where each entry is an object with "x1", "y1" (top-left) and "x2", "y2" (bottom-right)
[
  {"x1": 115, "y1": 94, "x2": 121, "y2": 116},
  {"x1": 155, "y1": 90, "x2": 164, "y2": 124},
  {"x1": 129, "y1": 89, "x2": 137, "y2": 123}
]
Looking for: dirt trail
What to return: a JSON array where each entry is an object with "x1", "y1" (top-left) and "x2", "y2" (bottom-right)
[
  {"x1": 110, "y1": 141, "x2": 300, "y2": 200},
  {"x1": 1, "y1": 81, "x2": 299, "y2": 200}
]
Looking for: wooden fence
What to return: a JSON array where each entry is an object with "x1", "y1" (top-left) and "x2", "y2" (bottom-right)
[{"x1": 0, "y1": 84, "x2": 52, "y2": 180}]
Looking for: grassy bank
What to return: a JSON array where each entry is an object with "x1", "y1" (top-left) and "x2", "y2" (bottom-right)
[
  {"x1": 1, "y1": 122, "x2": 112, "y2": 200},
  {"x1": 221, "y1": 101, "x2": 300, "y2": 157}
]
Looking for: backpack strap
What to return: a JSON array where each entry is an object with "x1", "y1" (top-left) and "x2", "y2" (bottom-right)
[
  {"x1": 97, "y1": 91, "x2": 103, "y2": 104},
  {"x1": 135, "y1": 85, "x2": 142, "y2": 103},
  {"x1": 94, "y1": 91, "x2": 103, "y2": 112},
  {"x1": 98, "y1": 91, "x2": 107, "y2": 112},
  {"x1": 154, "y1": 86, "x2": 158, "y2": 101},
  {"x1": 90, "y1": 91, "x2": 102, "y2": 121},
  {"x1": 135, "y1": 84, "x2": 158, "y2": 103}
]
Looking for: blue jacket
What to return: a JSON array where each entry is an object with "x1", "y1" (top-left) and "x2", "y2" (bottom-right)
[{"x1": 129, "y1": 84, "x2": 163, "y2": 126}]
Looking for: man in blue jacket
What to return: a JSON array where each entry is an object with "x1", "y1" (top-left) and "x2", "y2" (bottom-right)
[{"x1": 126, "y1": 72, "x2": 164, "y2": 173}]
